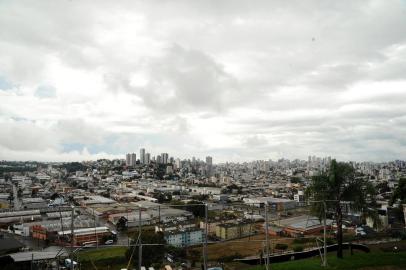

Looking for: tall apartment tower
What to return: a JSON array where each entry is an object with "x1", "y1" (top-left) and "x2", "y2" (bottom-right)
[
  {"x1": 206, "y1": 156, "x2": 213, "y2": 176},
  {"x1": 126, "y1": 153, "x2": 131, "y2": 166},
  {"x1": 161, "y1": 153, "x2": 169, "y2": 164},
  {"x1": 126, "y1": 153, "x2": 136, "y2": 167},
  {"x1": 140, "y1": 148, "x2": 146, "y2": 164},
  {"x1": 145, "y1": 153, "x2": 151, "y2": 164},
  {"x1": 206, "y1": 156, "x2": 213, "y2": 166}
]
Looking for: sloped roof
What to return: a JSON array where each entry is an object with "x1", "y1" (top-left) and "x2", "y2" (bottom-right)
[{"x1": 0, "y1": 237, "x2": 24, "y2": 253}]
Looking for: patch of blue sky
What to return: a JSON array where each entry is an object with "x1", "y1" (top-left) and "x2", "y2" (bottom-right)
[
  {"x1": 0, "y1": 75, "x2": 14, "y2": 90},
  {"x1": 10, "y1": 116, "x2": 31, "y2": 122},
  {"x1": 34, "y1": 85, "x2": 56, "y2": 98},
  {"x1": 61, "y1": 134, "x2": 173, "y2": 155},
  {"x1": 61, "y1": 143, "x2": 86, "y2": 153},
  {"x1": 61, "y1": 136, "x2": 124, "y2": 155}
]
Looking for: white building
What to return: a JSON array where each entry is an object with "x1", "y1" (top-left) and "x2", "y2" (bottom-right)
[
  {"x1": 166, "y1": 166, "x2": 173, "y2": 174},
  {"x1": 243, "y1": 197, "x2": 297, "y2": 210},
  {"x1": 175, "y1": 158, "x2": 181, "y2": 169},
  {"x1": 188, "y1": 186, "x2": 222, "y2": 195},
  {"x1": 294, "y1": 191, "x2": 305, "y2": 206},
  {"x1": 164, "y1": 228, "x2": 203, "y2": 247}
]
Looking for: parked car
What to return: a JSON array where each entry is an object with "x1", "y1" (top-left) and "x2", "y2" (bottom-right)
[
  {"x1": 64, "y1": 259, "x2": 78, "y2": 268},
  {"x1": 355, "y1": 227, "x2": 366, "y2": 236}
]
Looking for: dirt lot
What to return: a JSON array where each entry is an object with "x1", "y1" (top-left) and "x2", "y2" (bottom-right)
[{"x1": 192, "y1": 233, "x2": 295, "y2": 261}]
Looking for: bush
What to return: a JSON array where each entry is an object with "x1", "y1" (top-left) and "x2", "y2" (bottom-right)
[
  {"x1": 292, "y1": 245, "x2": 304, "y2": 252},
  {"x1": 390, "y1": 230, "x2": 406, "y2": 240},
  {"x1": 275, "y1": 243, "x2": 288, "y2": 250},
  {"x1": 326, "y1": 238, "x2": 336, "y2": 245},
  {"x1": 343, "y1": 234, "x2": 357, "y2": 242}
]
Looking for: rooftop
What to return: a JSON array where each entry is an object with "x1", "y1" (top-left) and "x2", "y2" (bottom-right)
[{"x1": 7, "y1": 251, "x2": 68, "y2": 262}]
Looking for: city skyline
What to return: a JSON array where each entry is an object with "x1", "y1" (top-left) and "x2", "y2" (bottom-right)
[{"x1": 1, "y1": 1, "x2": 406, "y2": 163}]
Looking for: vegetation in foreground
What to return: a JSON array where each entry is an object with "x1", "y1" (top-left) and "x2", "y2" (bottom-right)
[
  {"x1": 74, "y1": 241, "x2": 406, "y2": 270},
  {"x1": 78, "y1": 247, "x2": 128, "y2": 270},
  {"x1": 249, "y1": 251, "x2": 406, "y2": 270}
]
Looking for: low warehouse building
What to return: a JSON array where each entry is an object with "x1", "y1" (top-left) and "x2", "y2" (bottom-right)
[
  {"x1": 57, "y1": 226, "x2": 112, "y2": 246},
  {"x1": 216, "y1": 220, "x2": 252, "y2": 240},
  {"x1": 271, "y1": 215, "x2": 333, "y2": 237}
]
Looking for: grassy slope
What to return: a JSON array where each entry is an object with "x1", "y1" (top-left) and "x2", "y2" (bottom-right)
[
  {"x1": 78, "y1": 246, "x2": 128, "y2": 261},
  {"x1": 249, "y1": 251, "x2": 406, "y2": 270},
  {"x1": 77, "y1": 247, "x2": 128, "y2": 270}
]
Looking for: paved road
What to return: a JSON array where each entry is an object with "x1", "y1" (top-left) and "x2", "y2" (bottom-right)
[
  {"x1": 12, "y1": 184, "x2": 21, "y2": 210},
  {"x1": 5, "y1": 232, "x2": 47, "y2": 251}
]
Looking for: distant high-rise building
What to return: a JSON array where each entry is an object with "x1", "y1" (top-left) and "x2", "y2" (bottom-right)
[
  {"x1": 157, "y1": 155, "x2": 162, "y2": 164},
  {"x1": 145, "y1": 153, "x2": 151, "y2": 164},
  {"x1": 140, "y1": 148, "x2": 146, "y2": 164},
  {"x1": 206, "y1": 156, "x2": 213, "y2": 176},
  {"x1": 162, "y1": 153, "x2": 169, "y2": 164},
  {"x1": 126, "y1": 153, "x2": 136, "y2": 167},
  {"x1": 206, "y1": 156, "x2": 213, "y2": 166},
  {"x1": 175, "y1": 158, "x2": 181, "y2": 169},
  {"x1": 126, "y1": 153, "x2": 131, "y2": 166}
]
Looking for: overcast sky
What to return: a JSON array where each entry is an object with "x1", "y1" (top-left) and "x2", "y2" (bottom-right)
[{"x1": 1, "y1": 0, "x2": 406, "y2": 163}]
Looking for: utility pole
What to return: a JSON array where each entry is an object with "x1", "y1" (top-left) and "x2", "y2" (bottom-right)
[
  {"x1": 203, "y1": 203, "x2": 208, "y2": 270},
  {"x1": 138, "y1": 207, "x2": 142, "y2": 270},
  {"x1": 158, "y1": 205, "x2": 161, "y2": 224},
  {"x1": 323, "y1": 201, "x2": 327, "y2": 267},
  {"x1": 127, "y1": 206, "x2": 130, "y2": 247},
  {"x1": 70, "y1": 206, "x2": 75, "y2": 270},
  {"x1": 308, "y1": 200, "x2": 334, "y2": 267},
  {"x1": 94, "y1": 208, "x2": 98, "y2": 248},
  {"x1": 264, "y1": 203, "x2": 270, "y2": 270}
]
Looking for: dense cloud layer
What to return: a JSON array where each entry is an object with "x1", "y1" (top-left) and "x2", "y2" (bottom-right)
[{"x1": 0, "y1": 0, "x2": 406, "y2": 162}]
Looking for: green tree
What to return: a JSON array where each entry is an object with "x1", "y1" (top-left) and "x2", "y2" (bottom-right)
[
  {"x1": 17, "y1": 188, "x2": 23, "y2": 198},
  {"x1": 390, "y1": 178, "x2": 406, "y2": 205},
  {"x1": 306, "y1": 160, "x2": 376, "y2": 259},
  {"x1": 116, "y1": 216, "x2": 128, "y2": 231},
  {"x1": 171, "y1": 200, "x2": 206, "y2": 218},
  {"x1": 184, "y1": 200, "x2": 205, "y2": 218},
  {"x1": 61, "y1": 162, "x2": 86, "y2": 173},
  {"x1": 376, "y1": 182, "x2": 390, "y2": 194}
]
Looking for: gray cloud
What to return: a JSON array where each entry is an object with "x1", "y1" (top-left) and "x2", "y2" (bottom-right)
[
  {"x1": 0, "y1": 0, "x2": 406, "y2": 162},
  {"x1": 104, "y1": 44, "x2": 239, "y2": 113},
  {"x1": 0, "y1": 119, "x2": 58, "y2": 151},
  {"x1": 141, "y1": 45, "x2": 237, "y2": 112}
]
